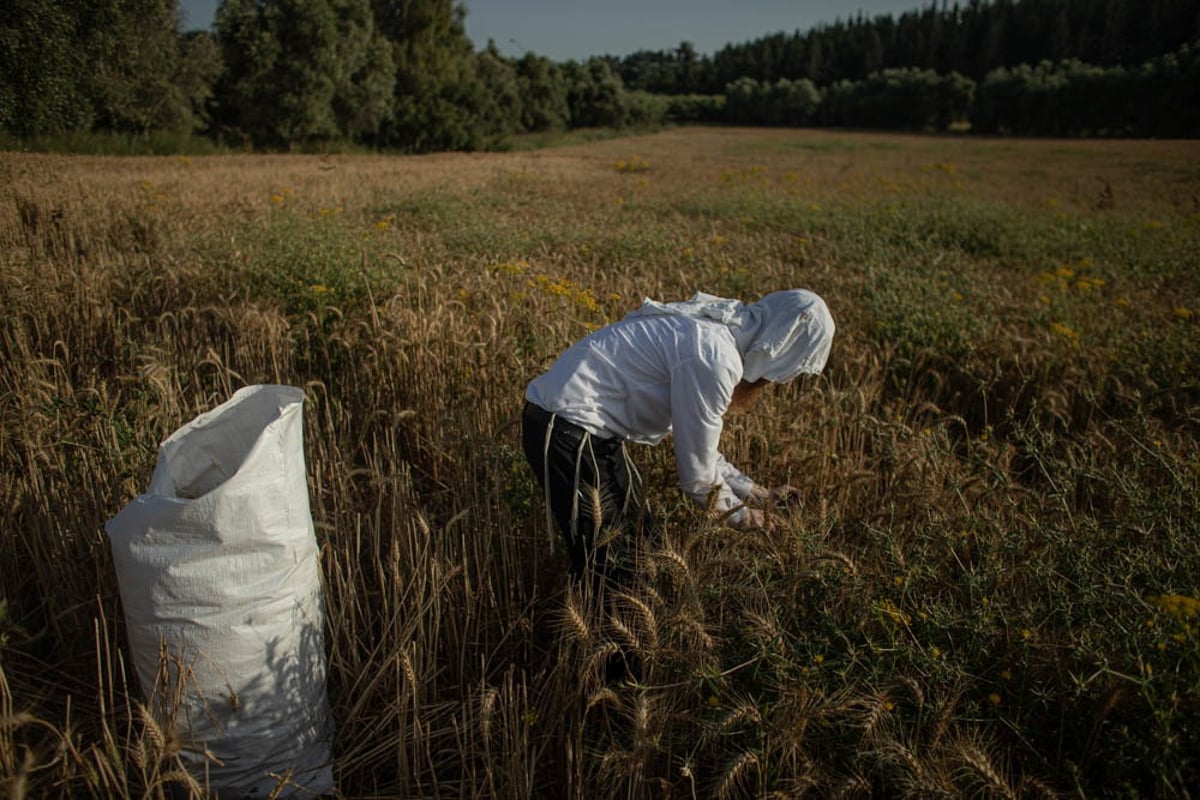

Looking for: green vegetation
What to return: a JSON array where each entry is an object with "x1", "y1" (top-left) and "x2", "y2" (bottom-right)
[
  {"x1": 1, "y1": 128, "x2": 1198, "y2": 798},
  {"x1": 2, "y1": 0, "x2": 1198, "y2": 156}
]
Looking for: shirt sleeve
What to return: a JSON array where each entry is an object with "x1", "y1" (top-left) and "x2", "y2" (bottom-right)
[
  {"x1": 669, "y1": 352, "x2": 746, "y2": 519},
  {"x1": 716, "y1": 453, "x2": 759, "y2": 499}
]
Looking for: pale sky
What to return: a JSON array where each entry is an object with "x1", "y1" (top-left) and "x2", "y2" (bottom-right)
[{"x1": 179, "y1": 0, "x2": 930, "y2": 61}]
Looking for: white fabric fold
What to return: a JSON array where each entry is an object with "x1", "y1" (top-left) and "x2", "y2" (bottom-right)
[{"x1": 627, "y1": 289, "x2": 835, "y2": 382}]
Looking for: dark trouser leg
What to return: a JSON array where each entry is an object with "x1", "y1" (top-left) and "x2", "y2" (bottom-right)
[{"x1": 521, "y1": 402, "x2": 642, "y2": 584}]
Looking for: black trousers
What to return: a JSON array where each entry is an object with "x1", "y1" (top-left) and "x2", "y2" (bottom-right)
[{"x1": 521, "y1": 401, "x2": 647, "y2": 582}]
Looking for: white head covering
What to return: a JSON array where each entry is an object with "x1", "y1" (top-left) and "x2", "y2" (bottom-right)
[{"x1": 627, "y1": 289, "x2": 835, "y2": 383}]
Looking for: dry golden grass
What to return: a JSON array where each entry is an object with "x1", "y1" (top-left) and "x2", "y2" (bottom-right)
[{"x1": 1, "y1": 127, "x2": 1198, "y2": 798}]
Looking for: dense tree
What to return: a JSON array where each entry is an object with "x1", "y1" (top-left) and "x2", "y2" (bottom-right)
[
  {"x1": 971, "y1": 40, "x2": 1200, "y2": 137},
  {"x1": 0, "y1": 0, "x2": 90, "y2": 135},
  {"x1": 470, "y1": 43, "x2": 522, "y2": 146},
  {"x1": 564, "y1": 58, "x2": 629, "y2": 129},
  {"x1": 215, "y1": 0, "x2": 393, "y2": 146},
  {"x1": 1, "y1": 0, "x2": 187, "y2": 137},
  {"x1": 79, "y1": 0, "x2": 187, "y2": 134},
  {"x1": 817, "y1": 68, "x2": 974, "y2": 130},
  {"x1": 371, "y1": 0, "x2": 480, "y2": 150},
  {"x1": 724, "y1": 76, "x2": 819, "y2": 126},
  {"x1": 216, "y1": 0, "x2": 338, "y2": 145},
  {"x1": 331, "y1": 0, "x2": 396, "y2": 140},
  {"x1": 514, "y1": 52, "x2": 569, "y2": 132},
  {"x1": 372, "y1": 0, "x2": 473, "y2": 88},
  {"x1": 675, "y1": 41, "x2": 700, "y2": 94},
  {"x1": 176, "y1": 31, "x2": 224, "y2": 134}
]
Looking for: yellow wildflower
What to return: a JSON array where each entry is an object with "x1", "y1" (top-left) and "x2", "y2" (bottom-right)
[
  {"x1": 615, "y1": 156, "x2": 649, "y2": 173},
  {"x1": 1148, "y1": 594, "x2": 1200, "y2": 619},
  {"x1": 878, "y1": 599, "x2": 911, "y2": 626},
  {"x1": 1050, "y1": 321, "x2": 1080, "y2": 345}
]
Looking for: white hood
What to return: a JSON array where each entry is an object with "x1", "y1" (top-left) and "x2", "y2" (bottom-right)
[{"x1": 626, "y1": 289, "x2": 835, "y2": 382}]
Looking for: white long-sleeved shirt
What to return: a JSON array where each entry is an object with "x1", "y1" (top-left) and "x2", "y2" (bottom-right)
[{"x1": 525, "y1": 313, "x2": 760, "y2": 519}]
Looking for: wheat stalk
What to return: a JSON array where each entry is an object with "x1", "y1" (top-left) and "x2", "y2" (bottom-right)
[
  {"x1": 615, "y1": 591, "x2": 659, "y2": 651},
  {"x1": 559, "y1": 594, "x2": 594, "y2": 645},
  {"x1": 479, "y1": 686, "x2": 498, "y2": 740},
  {"x1": 607, "y1": 613, "x2": 642, "y2": 653},
  {"x1": 831, "y1": 774, "x2": 870, "y2": 799},
  {"x1": 715, "y1": 751, "x2": 759, "y2": 800},
  {"x1": 956, "y1": 739, "x2": 1017, "y2": 800},
  {"x1": 585, "y1": 688, "x2": 621, "y2": 717}
]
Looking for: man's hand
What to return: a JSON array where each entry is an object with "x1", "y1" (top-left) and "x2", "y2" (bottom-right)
[
  {"x1": 732, "y1": 507, "x2": 775, "y2": 532},
  {"x1": 768, "y1": 484, "x2": 801, "y2": 508},
  {"x1": 745, "y1": 485, "x2": 771, "y2": 506},
  {"x1": 746, "y1": 484, "x2": 801, "y2": 509}
]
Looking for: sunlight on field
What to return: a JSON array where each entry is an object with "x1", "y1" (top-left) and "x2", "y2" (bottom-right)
[{"x1": 1, "y1": 128, "x2": 1198, "y2": 797}]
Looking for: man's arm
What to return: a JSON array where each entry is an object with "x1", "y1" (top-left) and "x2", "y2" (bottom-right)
[{"x1": 669, "y1": 354, "x2": 767, "y2": 528}]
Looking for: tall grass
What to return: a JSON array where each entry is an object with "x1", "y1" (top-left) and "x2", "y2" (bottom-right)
[{"x1": 1, "y1": 127, "x2": 1197, "y2": 798}]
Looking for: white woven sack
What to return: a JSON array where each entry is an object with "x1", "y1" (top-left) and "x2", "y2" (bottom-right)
[{"x1": 106, "y1": 385, "x2": 333, "y2": 797}]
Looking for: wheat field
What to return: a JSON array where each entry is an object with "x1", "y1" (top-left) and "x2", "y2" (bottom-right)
[{"x1": 1, "y1": 127, "x2": 1198, "y2": 798}]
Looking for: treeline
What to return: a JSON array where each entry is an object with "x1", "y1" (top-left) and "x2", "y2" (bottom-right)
[
  {"x1": 608, "y1": 0, "x2": 1200, "y2": 93},
  {"x1": 722, "y1": 40, "x2": 1200, "y2": 137},
  {"x1": 0, "y1": 0, "x2": 639, "y2": 150},
  {"x1": 0, "y1": 0, "x2": 215, "y2": 139},
  {"x1": 2, "y1": 0, "x2": 1199, "y2": 152}
]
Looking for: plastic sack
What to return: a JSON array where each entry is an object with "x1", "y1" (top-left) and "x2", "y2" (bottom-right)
[{"x1": 106, "y1": 385, "x2": 333, "y2": 797}]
